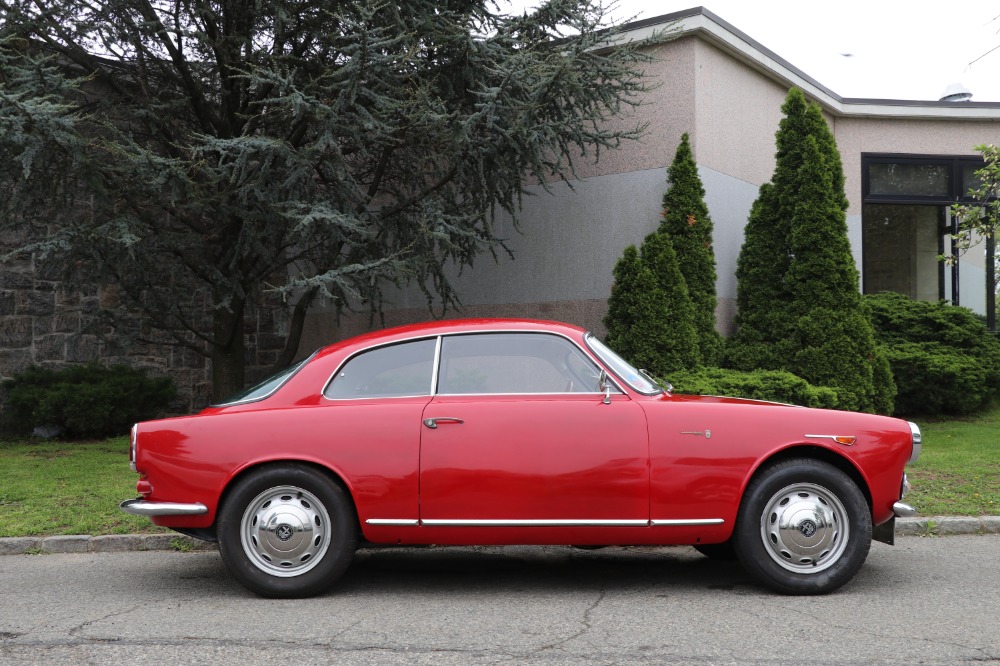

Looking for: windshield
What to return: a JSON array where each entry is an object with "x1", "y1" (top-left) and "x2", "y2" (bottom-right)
[
  {"x1": 213, "y1": 353, "x2": 313, "y2": 406},
  {"x1": 584, "y1": 334, "x2": 663, "y2": 395}
]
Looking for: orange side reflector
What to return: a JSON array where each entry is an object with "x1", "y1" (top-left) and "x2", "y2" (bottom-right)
[{"x1": 834, "y1": 436, "x2": 857, "y2": 446}]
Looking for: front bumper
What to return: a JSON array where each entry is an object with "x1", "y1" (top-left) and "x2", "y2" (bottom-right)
[{"x1": 120, "y1": 499, "x2": 208, "y2": 517}]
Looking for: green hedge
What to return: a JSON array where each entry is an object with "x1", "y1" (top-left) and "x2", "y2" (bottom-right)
[
  {"x1": 866, "y1": 292, "x2": 1000, "y2": 416},
  {"x1": 2, "y1": 364, "x2": 176, "y2": 439},
  {"x1": 669, "y1": 367, "x2": 839, "y2": 409}
]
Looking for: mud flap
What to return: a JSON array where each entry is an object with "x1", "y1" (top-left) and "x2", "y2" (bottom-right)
[{"x1": 872, "y1": 516, "x2": 895, "y2": 545}]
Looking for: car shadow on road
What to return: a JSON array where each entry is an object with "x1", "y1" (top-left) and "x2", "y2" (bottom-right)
[{"x1": 340, "y1": 545, "x2": 763, "y2": 596}]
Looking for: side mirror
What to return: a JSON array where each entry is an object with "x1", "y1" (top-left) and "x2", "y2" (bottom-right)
[{"x1": 599, "y1": 369, "x2": 612, "y2": 405}]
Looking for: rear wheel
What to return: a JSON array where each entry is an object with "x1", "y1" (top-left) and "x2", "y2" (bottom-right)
[
  {"x1": 217, "y1": 464, "x2": 357, "y2": 598},
  {"x1": 734, "y1": 459, "x2": 871, "y2": 594}
]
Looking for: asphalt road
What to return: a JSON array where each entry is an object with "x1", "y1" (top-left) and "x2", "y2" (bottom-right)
[{"x1": 1, "y1": 535, "x2": 998, "y2": 665}]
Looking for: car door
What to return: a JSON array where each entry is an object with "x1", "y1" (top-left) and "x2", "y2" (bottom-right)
[
  {"x1": 419, "y1": 332, "x2": 649, "y2": 526},
  {"x1": 323, "y1": 337, "x2": 438, "y2": 523}
]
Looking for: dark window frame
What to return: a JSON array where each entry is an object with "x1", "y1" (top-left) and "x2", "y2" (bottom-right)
[
  {"x1": 861, "y1": 153, "x2": 996, "y2": 331},
  {"x1": 862, "y1": 153, "x2": 985, "y2": 204}
]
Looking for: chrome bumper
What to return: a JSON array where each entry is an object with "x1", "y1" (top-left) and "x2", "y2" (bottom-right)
[
  {"x1": 893, "y1": 501, "x2": 917, "y2": 518},
  {"x1": 120, "y1": 499, "x2": 209, "y2": 517}
]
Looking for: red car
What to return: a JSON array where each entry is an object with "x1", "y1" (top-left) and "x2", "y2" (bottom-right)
[{"x1": 121, "y1": 319, "x2": 920, "y2": 597}]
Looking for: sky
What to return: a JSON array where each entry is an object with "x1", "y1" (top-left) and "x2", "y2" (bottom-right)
[{"x1": 500, "y1": 1, "x2": 1000, "y2": 102}]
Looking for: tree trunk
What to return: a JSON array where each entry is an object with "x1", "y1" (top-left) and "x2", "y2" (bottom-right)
[
  {"x1": 270, "y1": 286, "x2": 319, "y2": 373},
  {"x1": 210, "y1": 299, "x2": 246, "y2": 402}
]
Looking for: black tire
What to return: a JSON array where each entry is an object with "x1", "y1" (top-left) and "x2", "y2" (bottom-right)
[
  {"x1": 217, "y1": 464, "x2": 358, "y2": 598},
  {"x1": 693, "y1": 541, "x2": 737, "y2": 561},
  {"x1": 733, "y1": 459, "x2": 871, "y2": 595}
]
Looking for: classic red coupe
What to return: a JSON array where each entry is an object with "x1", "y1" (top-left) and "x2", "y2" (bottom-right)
[{"x1": 122, "y1": 319, "x2": 920, "y2": 597}]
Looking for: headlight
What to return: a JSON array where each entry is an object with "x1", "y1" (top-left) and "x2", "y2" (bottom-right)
[{"x1": 907, "y1": 421, "x2": 922, "y2": 464}]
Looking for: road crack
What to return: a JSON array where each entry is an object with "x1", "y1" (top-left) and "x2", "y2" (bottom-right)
[{"x1": 538, "y1": 587, "x2": 607, "y2": 652}]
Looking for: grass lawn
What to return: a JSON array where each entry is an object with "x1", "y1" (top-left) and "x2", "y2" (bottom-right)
[
  {"x1": 0, "y1": 407, "x2": 997, "y2": 537},
  {"x1": 905, "y1": 406, "x2": 1000, "y2": 516},
  {"x1": 0, "y1": 436, "x2": 166, "y2": 538}
]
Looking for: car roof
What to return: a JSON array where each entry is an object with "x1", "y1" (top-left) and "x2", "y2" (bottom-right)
[{"x1": 312, "y1": 318, "x2": 588, "y2": 360}]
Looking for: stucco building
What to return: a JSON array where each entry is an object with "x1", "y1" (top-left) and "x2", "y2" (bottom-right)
[
  {"x1": 302, "y1": 6, "x2": 1000, "y2": 350},
  {"x1": 2, "y1": 7, "x2": 998, "y2": 411}
]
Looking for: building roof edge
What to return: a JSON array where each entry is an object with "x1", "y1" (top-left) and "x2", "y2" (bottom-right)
[{"x1": 619, "y1": 7, "x2": 1000, "y2": 120}]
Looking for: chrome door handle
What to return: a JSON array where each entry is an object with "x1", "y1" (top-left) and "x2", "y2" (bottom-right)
[{"x1": 423, "y1": 417, "x2": 465, "y2": 429}]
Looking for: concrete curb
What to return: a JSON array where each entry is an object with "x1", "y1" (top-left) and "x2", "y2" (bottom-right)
[
  {"x1": 2, "y1": 516, "x2": 998, "y2": 556},
  {"x1": 0, "y1": 533, "x2": 217, "y2": 556}
]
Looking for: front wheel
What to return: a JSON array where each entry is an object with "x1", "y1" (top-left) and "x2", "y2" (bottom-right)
[
  {"x1": 733, "y1": 459, "x2": 871, "y2": 594},
  {"x1": 217, "y1": 464, "x2": 357, "y2": 598}
]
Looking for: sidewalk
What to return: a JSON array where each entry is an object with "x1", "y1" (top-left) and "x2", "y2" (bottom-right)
[{"x1": 2, "y1": 516, "x2": 999, "y2": 556}]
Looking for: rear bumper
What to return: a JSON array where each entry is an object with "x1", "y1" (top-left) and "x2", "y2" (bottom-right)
[{"x1": 120, "y1": 499, "x2": 209, "y2": 517}]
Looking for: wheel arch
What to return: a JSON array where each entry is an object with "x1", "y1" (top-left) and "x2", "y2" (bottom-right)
[
  {"x1": 742, "y1": 445, "x2": 873, "y2": 515},
  {"x1": 215, "y1": 459, "x2": 361, "y2": 537}
]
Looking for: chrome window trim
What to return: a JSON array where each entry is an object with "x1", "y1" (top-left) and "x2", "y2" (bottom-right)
[
  {"x1": 435, "y1": 330, "x2": 619, "y2": 397},
  {"x1": 583, "y1": 333, "x2": 663, "y2": 396},
  {"x1": 434, "y1": 391, "x2": 609, "y2": 397},
  {"x1": 430, "y1": 335, "x2": 443, "y2": 395},
  {"x1": 321, "y1": 336, "x2": 440, "y2": 401},
  {"x1": 214, "y1": 350, "x2": 318, "y2": 407},
  {"x1": 321, "y1": 328, "x2": 624, "y2": 401}
]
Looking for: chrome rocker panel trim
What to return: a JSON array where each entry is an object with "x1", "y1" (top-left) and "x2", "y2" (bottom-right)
[
  {"x1": 366, "y1": 518, "x2": 725, "y2": 527},
  {"x1": 120, "y1": 499, "x2": 209, "y2": 517}
]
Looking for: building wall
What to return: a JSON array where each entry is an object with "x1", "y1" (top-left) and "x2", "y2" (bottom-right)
[
  {"x1": 834, "y1": 117, "x2": 1000, "y2": 216},
  {"x1": 692, "y1": 38, "x2": 786, "y2": 185},
  {"x1": 303, "y1": 35, "x2": 782, "y2": 344},
  {"x1": 834, "y1": 116, "x2": 1000, "y2": 288}
]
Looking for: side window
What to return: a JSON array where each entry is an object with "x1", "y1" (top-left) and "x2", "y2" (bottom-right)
[
  {"x1": 438, "y1": 333, "x2": 602, "y2": 395},
  {"x1": 325, "y1": 339, "x2": 436, "y2": 399}
]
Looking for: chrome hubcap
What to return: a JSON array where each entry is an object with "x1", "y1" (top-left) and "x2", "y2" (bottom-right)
[
  {"x1": 760, "y1": 482, "x2": 849, "y2": 574},
  {"x1": 240, "y1": 485, "x2": 331, "y2": 578}
]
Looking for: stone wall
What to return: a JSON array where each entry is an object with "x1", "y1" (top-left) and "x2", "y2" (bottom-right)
[{"x1": 0, "y1": 247, "x2": 290, "y2": 417}]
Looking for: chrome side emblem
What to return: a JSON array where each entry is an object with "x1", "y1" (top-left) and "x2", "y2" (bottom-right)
[{"x1": 680, "y1": 430, "x2": 712, "y2": 439}]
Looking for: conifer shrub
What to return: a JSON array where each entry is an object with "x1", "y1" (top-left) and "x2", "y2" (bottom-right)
[
  {"x1": 669, "y1": 367, "x2": 839, "y2": 409},
  {"x1": 727, "y1": 88, "x2": 895, "y2": 414},
  {"x1": 659, "y1": 133, "x2": 722, "y2": 364},
  {"x1": 2, "y1": 364, "x2": 177, "y2": 439},
  {"x1": 866, "y1": 292, "x2": 1000, "y2": 415},
  {"x1": 604, "y1": 233, "x2": 701, "y2": 376}
]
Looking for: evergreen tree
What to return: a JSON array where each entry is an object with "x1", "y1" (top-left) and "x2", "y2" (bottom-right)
[
  {"x1": 0, "y1": 1, "x2": 658, "y2": 400},
  {"x1": 659, "y1": 133, "x2": 721, "y2": 365},
  {"x1": 729, "y1": 89, "x2": 828, "y2": 370},
  {"x1": 728, "y1": 88, "x2": 894, "y2": 413},
  {"x1": 604, "y1": 233, "x2": 700, "y2": 377},
  {"x1": 786, "y1": 136, "x2": 893, "y2": 412}
]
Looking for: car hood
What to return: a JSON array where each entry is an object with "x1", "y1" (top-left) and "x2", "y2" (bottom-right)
[{"x1": 658, "y1": 392, "x2": 803, "y2": 408}]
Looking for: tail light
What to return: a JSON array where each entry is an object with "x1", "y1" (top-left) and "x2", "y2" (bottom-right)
[{"x1": 129, "y1": 424, "x2": 138, "y2": 472}]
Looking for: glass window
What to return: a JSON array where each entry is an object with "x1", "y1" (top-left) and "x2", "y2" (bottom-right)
[
  {"x1": 862, "y1": 204, "x2": 943, "y2": 302},
  {"x1": 214, "y1": 354, "x2": 312, "y2": 406},
  {"x1": 868, "y1": 163, "x2": 949, "y2": 197},
  {"x1": 961, "y1": 163, "x2": 986, "y2": 197},
  {"x1": 437, "y1": 333, "x2": 601, "y2": 395},
  {"x1": 585, "y1": 334, "x2": 662, "y2": 395},
  {"x1": 325, "y1": 339, "x2": 436, "y2": 399}
]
